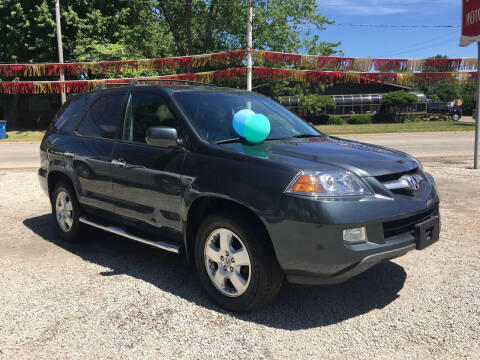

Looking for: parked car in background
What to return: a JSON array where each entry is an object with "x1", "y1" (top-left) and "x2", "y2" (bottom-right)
[
  {"x1": 39, "y1": 80, "x2": 441, "y2": 312},
  {"x1": 427, "y1": 100, "x2": 462, "y2": 121}
]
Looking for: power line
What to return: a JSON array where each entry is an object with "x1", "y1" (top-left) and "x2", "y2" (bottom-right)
[
  {"x1": 327, "y1": 23, "x2": 460, "y2": 28},
  {"x1": 385, "y1": 32, "x2": 460, "y2": 57},
  {"x1": 118, "y1": 0, "x2": 246, "y2": 5},
  {"x1": 377, "y1": 31, "x2": 459, "y2": 58}
]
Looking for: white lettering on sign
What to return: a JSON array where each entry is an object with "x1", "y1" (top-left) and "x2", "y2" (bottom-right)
[{"x1": 466, "y1": 7, "x2": 480, "y2": 26}]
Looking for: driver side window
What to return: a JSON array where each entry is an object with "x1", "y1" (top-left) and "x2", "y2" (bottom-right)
[{"x1": 124, "y1": 93, "x2": 176, "y2": 143}]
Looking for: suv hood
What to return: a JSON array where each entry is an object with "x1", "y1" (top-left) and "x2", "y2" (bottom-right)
[{"x1": 220, "y1": 136, "x2": 417, "y2": 177}]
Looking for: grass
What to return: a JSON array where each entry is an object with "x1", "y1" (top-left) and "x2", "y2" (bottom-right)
[
  {"x1": 316, "y1": 120, "x2": 476, "y2": 136},
  {"x1": 2, "y1": 130, "x2": 45, "y2": 142},
  {"x1": 0, "y1": 121, "x2": 476, "y2": 142}
]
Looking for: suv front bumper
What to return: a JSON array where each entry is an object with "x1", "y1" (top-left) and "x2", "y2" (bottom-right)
[
  {"x1": 287, "y1": 240, "x2": 416, "y2": 285},
  {"x1": 267, "y1": 201, "x2": 440, "y2": 285}
]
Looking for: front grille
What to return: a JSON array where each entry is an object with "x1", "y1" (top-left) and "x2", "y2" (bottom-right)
[
  {"x1": 375, "y1": 168, "x2": 418, "y2": 183},
  {"x1": 383, "y1": 206, "x2": 439, "y2": 238},
  {"x1": 375, "y1": 168, "x2": 423, "y2": 195}
]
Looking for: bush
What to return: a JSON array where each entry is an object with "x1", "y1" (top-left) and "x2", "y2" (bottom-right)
[
  {"x1": 313, "y1": 114, "x2": 330, "y2": 125},
  {"x1": 326, "y1": 115, "x2": 344, "y2": 125},
  {"x1": 311, "y1": 114, "x2": 344, "y2": 125},
  {"x1": 373, "y1": 113, "x2": 396, "y2": 123},
  {"x1": 348, "y1": 114, "x2": 373, "y2": 124},
  {"x1": 405, "y1": 114, "x2": 424, "y2": 122},
  {"x1": 380, "y1": 91, "x2": 418, "y2": 119},
  {"x1": 299, "y1": 94, "x2": 336, "y2": 115}
]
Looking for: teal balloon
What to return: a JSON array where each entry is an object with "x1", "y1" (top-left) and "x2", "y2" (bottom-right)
[
  {"x1": 243, "y1": 114, "x2": 271, "y2": 143},
  {"x1": 232, "y1": 109, "x2": 255, "y2": 137}
]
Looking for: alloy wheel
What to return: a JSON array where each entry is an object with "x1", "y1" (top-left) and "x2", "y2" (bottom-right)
[
  {"x1": 204, "y1": 228, "x2": 252, "y2": 297},
  {"x1": 55, "y1": 191, "x2": 74, "y2": 232}
]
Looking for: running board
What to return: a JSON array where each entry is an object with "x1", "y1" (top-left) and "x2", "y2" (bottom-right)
[{"x1": 79, "y1": 216, "x2": 181, "y2": 254}]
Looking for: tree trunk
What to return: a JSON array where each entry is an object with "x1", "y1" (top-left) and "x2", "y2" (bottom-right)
[
  {"x1": 202, "y1": 0, "x2": 216, "y2": 52},
  {"x1": 158, "y1": 1, "x2": 186, "y2": 55},
  {"x1": 185, "y1": 0, "x2": 192, "y2": 55}
]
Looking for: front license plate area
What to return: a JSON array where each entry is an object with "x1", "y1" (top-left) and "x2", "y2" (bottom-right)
[{"x1": 415, "y1": 216, "x2": 440, "y2": 250}]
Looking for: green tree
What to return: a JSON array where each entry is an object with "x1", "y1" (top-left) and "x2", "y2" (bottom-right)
[
  {"x1": 460, "y1": 81, "x2": 476, "y2": 115},
  {"x1": 0, "y1": 0, "x2": 339, "y2": 62},
  {"x1": 298, "y1": 94, "x2": 335, "y2": 115},
  {"x1": 380, "y1": 91, "x2": 418, "y2": 122},
  {"x1": 144, "y1": 0, "x2": 339, "y2": 55},
  {"x1": 413, "y1": 79, "x2": 462, "y2": 103},
  {"x1": 0, "y1": 0, "x2": 341, "y2": 86},
  {"x1": 431, "y1": 80, "x2": 461, "y2": 102},
  {"x1": 0, "y1": 0, "x2": 169, "y2": 63}
]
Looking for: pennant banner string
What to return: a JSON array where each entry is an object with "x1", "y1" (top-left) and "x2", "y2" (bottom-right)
[
  {"x1": 0, "y1": 67, "x2": 476, "y2": 95},
  {"x1": 0, "y1": 49, "x2": 477, "y2": 79}
]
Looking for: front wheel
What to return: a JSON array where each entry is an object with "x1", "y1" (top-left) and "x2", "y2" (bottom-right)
[
  {"x1": 452, "y1": 114, "x2": 460, "y2": 121},
  {"x1": 195, "y1": 213, "x2": 284, "y2": 313}
]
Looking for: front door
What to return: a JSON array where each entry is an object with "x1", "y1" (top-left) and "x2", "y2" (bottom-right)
[{"x1": 111, "y1": 91, "x2": 185, "y2": 236}]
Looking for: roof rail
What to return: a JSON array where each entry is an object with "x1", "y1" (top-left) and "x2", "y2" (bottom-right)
[
  {"x1": 129, "y1": 78, "x2": 216, "y2": 87},
  {"x1": 94, "y1": 83, "x2": 129, "y2": 90}
]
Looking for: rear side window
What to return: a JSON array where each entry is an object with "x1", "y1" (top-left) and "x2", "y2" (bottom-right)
[
  {"x1": 55, "y1": 95, "x2": 88, "y2": 135},
  {"x1": 76, "y1": 93, "x2": 126, "y2": 139}
]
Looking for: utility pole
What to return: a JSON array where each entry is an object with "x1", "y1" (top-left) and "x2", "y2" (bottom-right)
[
  {"x1": 246, "y1": 0, "x2": 253, "y2": 91},
  {"x1": 475, "y1": 42, "x2": 480, "y2": 169},
  {"x1": 55, "y1": 0, "x2": 66, "y2": 104}
]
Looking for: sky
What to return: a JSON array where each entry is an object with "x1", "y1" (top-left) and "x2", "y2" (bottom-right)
[{"x1": 315, "y1": 0, "x2": 477, "y2": 59}]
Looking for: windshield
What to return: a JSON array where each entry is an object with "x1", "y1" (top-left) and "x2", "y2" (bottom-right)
[{"x1": 173, "y1": 91, "x2": 320, "y2": 143}]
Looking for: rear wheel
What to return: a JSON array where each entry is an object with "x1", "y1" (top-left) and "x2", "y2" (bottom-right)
[
  {"x1": 52, "y1": 182, "x2": 82, "y2": 242},
  {"x1": 195, "y1": 213, "x2": 284, "y2": 312}
]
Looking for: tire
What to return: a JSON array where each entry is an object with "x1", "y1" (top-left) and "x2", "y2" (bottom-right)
[
  {"x1": 51, "y1": 181, "x2": 82, "y2": 242},
  {"x1": 452, "y1": 114, "x2": 460, "y2": 121},
  {"x1": 194, "y1": 212, "x2": 284, "y2": 313}
]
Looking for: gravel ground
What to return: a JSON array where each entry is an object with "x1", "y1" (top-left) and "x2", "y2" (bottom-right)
[{"x1": 0, "y1": 158, "x2": 479, "y2": 359}]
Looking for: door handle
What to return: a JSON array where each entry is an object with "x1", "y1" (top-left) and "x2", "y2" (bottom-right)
[
  {"x1": 64, "y1": 152, "x2": 74, "y2": 158},
  {"x1": 111, "y1": 159, "x2": 126, "y2": 167}
]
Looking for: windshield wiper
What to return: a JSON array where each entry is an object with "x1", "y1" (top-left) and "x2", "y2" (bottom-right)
[
  {"x1": 216, "y1": 137, "x2": 246, "y2": 144},
  {"x1": 291, "y1": 134, "x2": 321, "y2": 139},
  {"x1": 263, "y1": 137, "x2": 288, "y2": 141}
]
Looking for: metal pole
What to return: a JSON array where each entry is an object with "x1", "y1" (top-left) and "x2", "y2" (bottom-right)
[
  {"x1": 55, "y1": 0, "x2": 66, "y2": 104},
  {"x1": 475, "y1": 42, "x2": 480, "y2": 169},
  {"x1": 246, "y1": 0, "x2": 253, "y2": 91}
]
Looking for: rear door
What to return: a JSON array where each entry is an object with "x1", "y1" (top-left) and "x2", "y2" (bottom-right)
[
  {"x1": 66, "y1": 90, "x2": 128, "y2": 212},
  {"x1": 111, "y1": 90, "x2": 185, "y2": 237},
  {"x1": 41, "y1": 95, "x2": 88, "y2": 174}
]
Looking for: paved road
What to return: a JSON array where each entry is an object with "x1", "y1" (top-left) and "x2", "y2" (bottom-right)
[
  {"x1": 461, "y1": 116, "x2": 475, "y2": 123},
  {"x1": 0, "y1": 132, "x2": 475, "y2": 169},
  {"x1": 0, "y1": 142, "x2": 40, "y2": 169},
  {"x1": 341, "y1": 132, "x2": 475, "y2": 158}
]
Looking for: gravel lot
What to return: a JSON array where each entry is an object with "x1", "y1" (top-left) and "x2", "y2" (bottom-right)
[{"x1": 0, "y1": 158, "x2": 479, "y2": 359}]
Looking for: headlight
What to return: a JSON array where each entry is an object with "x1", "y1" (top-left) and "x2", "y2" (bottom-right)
[{"x1": 285, "y1": 170, "x2": 372, "y2": 197}]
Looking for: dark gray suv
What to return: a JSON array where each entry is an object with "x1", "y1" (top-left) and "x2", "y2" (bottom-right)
[{"x1": 39, "y1": 80, "x2": 440, "y2": 312}]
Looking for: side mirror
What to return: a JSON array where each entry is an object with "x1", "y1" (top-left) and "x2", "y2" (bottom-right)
[{"x1": 146, "y1": 126, "x2": 180, "y2": 148}]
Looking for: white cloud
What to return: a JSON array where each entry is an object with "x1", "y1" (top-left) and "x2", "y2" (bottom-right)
[{"x1": 320, "y1": 0, "x2": 458, "y2": 16}]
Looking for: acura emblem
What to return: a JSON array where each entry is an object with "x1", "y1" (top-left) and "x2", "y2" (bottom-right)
[{"x1": 401, "y1": 175, "x2": 420, "y2": 190}]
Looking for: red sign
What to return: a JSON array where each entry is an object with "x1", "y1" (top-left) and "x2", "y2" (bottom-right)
[{"x1": 461, "y1": 0, "x2": 480, "y2": 46}]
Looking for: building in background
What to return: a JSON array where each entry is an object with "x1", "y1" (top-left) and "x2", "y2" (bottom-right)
[{"x1": 281, "y1": 83, "x2": 427, "y2": 122}]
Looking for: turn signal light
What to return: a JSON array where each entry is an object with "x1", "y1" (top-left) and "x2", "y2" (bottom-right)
[{"x1": 289, "y1": 175, "x2": 326, "y2": 194}]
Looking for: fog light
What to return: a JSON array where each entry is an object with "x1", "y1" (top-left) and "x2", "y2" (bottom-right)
[{"x1": 343, "y1": 227, "x2": 367, "y2": 244}]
